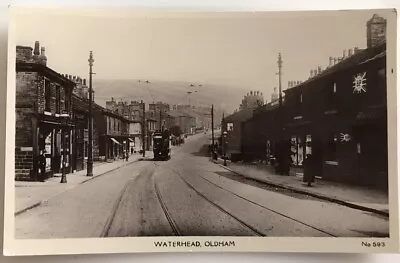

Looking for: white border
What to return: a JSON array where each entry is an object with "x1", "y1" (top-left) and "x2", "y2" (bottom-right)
[{"x1": 3, "y1": 7, "x2": 399, "y2": 256}]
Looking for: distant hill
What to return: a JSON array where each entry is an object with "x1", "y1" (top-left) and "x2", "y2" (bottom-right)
[{"x1": 92, "y1": 79, "x2": 246, "y2": 117}]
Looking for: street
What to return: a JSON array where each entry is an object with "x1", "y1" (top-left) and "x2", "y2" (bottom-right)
[{"x1": 15, "y1": 133, "x2": 389, "y2": 239}]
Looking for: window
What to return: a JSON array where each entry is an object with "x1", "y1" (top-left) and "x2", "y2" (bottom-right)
[
  {"x1": 113, "y1": 118, "x2": 116, "y2": 131},
  {"x1": 326, "y1": 134, "x2": 338, "y2": 161},
  {"x1": 55, "y1": 85, "x2": 61, "y2": 113},
  {"x1": 108, "y1": 117, "x2": 111, "y2": 131},
  {"x1": 44, "y1": 79, "x2": 51, "y2": 111},
  {"x1": 333, "y1": 82, "x2": 337, "y2": 93},
  {"x1": 117, "y1": 121, "x2": 120, "y2": 132},
  {"x1": 64, "y1": 89, "x2": 70, "y2": 113}
]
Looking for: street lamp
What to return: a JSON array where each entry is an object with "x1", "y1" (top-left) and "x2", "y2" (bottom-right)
[
  {"x1": 87, "y1": 51, "x2": 94, "y2": 177},
  {"x1": 60, "y1": 113, "x2": 70, "y2": 183},
  {"x1": 223, "y1": 131, "x2": 228, "y2": 166}
]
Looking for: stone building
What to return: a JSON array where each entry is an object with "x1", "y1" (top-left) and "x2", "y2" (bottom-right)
[
  {"x1": 241, "y1": 14, "x2": 388, "y2": 189},
  {"x1": 239, "y1": 91, "x2": 264, "y2": 110},
  {"x1": 95, "y1": 108, "x2": 130, "y2": 161},
  {"x1": 15, "y1": 41, "x2": 75, "y2": 181}
]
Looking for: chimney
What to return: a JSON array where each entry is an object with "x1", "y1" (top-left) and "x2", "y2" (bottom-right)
[
  {"x1": 348, "y1": 48, "x2": 353, "y2": 56},
  {"x1": 329, "y1": 57, "x2": 333, "y2": 67},
  {"x1": 318, "y1": 66, "x2": 322, "y2": 74},
  {"x1": 39, "y1": 46, "x2": 47, "y2": 66},
  {"x1": 33, "y1": 41, "x2": 40, "y2": 59},
  {"x1": 310, "y1": 70, "x2": 314, "y2": 78},
  {"x1": 313, "y1": 69, "x2": 318, "y2": 76},
  {"x1": 112, "y1": 97, "x2": 114, "y2": 102},
  {"x1": 288, "y1": 81, "x2": 291, "y2": 88},
  {"x1": 83, "y1": 79, "x2": 86, "y2": 85},
  {"x1": 342, "y1": 50, "x2": 346, "y2": 58},
  {"x1": 354, "y1": 47, "x2": 359, "y2": 53}
]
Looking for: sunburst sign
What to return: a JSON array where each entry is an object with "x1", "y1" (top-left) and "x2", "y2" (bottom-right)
[
  {"x1": 353, "y1": 72, "x2": 367, "y2": 93},
  {"x1": 340, "y1": 133, "x2": 351, "y2": 142}
]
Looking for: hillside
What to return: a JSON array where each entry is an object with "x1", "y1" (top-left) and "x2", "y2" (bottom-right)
[{"x1": 92, "y1": 79, "x2": 247, "y2": 118}]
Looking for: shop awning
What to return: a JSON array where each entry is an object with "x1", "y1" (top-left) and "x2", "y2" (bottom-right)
[
  {"x1": 110, "y1": 138, "x2": 121, "y2": 145},
  {"x1": 129, "y1": 138, "x2": 134, "y2": 142}
]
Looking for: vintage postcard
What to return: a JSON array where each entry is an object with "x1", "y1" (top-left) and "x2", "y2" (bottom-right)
[{"x1": 3, "y1": 7, "x2": 399, "y2": 255}]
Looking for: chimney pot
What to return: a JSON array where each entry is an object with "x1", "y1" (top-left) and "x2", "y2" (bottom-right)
[
  {"x1": 33, "y1": 41, "x2": 40, "y2": 56},
  {"x1": 348, "y1": 48, "x2": 353, "y2": 56},
  {"x1": 310, "y1": 70, "x2": 314, "y2": 78},
  {"x1": 329, "y1": 56, "x2": 333, "y2": 66}
]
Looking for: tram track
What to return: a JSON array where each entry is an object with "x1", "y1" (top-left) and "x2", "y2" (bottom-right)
[
  {"x1": 161, "y1": 163, "x2": 336, "y2": 237},
  {"x1": 156, "y1": 161, "x2": 265, "y2": 236}
]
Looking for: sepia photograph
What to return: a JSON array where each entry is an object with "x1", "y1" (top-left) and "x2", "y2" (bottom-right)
[{"x1": 3, "y1": 7, "x2": 399, "y2": 255}]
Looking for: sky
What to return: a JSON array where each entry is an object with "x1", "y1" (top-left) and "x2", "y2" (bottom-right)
[{"x1": 13, "y1": 8, "x2": 392, "y2": 102}]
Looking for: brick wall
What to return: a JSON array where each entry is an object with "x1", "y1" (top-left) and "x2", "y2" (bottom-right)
[
  {"x1": 37, "y1": 75, "x2": 45, "y2": 113},
  {"x1": 16, "y1": 72, "x2": 38, "y2": 107},
  {"x1": 15, "y1": 147, "x2": 34, "y2": 181}
]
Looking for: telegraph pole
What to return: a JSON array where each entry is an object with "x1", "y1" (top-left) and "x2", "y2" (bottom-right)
[
  {"x1": 278, "y1": 53, "x2": 283, "y2": 108},
  {"x1": 141, "y1": 100, "x2": 146, "y2": 157},
  {"x1": 159, "y1": 108, "x2": 162, "y2": 131},
  {"x1": 211, "y1": 104, "x2": 214, "y2": 146},
  {"x1": 86, "y1": 51, "x2": 94, "y2": 177}
]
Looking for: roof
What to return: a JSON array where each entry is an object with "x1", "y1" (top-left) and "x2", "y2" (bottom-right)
[
  {"x1": 16, "y1": 62, "x2": 76, "y2": 87},
  {"x1": 223, "y1": 108, "x2": 254, "y2": 123},
  {"x1": 284, "y1": 43, "x2": 386, "y2": 94}
]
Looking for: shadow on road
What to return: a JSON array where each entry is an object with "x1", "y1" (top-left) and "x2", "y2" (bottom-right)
[{"x1": 190, "y1": 144, "x2": 211, "y2": 157}]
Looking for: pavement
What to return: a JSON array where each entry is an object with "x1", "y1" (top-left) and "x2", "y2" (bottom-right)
[
  {"x1": 14, "y1": 152, "x2": 152, "y2": 215},
  {"x1": 211, "y1": 158, "x2": 389, "y2": 216}
]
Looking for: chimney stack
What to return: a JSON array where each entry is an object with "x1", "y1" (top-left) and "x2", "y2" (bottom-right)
[
  {"x1": 343, "y1": 50, "x2": 346, "y2": 58},
  {"x1": 313, "y1": 69, "x2": 318, "y2": 76},
  {"x1": 310, "y1": 70, "x2": 314, "y2": 78},
  {"x1": 354, "y1": 47, "x2": 359, "y2": 53},
  {"x1": 83, "y1": 79, "x2": 86, "y2": 85},
  {"x1": 348, "y1": 48, "x2": 353, "y2": 56},
  {"x1": 33, "y1": 41, "x2": 40, "y2": 58},
  {"x1": 333, "y1": 57, "x2": 338, "y2": 65},
  {"x1": 329, "y1": 56, "x2": 333, "y2": 67},
  {"x1": 318, "y1": 66, "x2": 322, "y2": 74}
]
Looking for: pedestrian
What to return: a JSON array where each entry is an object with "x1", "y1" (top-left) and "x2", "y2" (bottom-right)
[
  {"x1": 303, "y1": 154, "x2": 315, "y2": 186},
  {"x1": 38, "y1": 150, "x2": 46, "y2": 182},
  {"x1": 126, "y1": 152, "x2": 129, "y2": 162}
]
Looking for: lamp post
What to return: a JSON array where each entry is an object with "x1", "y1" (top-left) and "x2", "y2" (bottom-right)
[
  {"x1": 60, "y1": 113, "x2": 70, "y2": 183},
  {"x1": 223, "y1": 131, "x2": 228, "y2": 166},
  {"x1": 87, "y1": 51, "x2": 94, "y2": 177}
]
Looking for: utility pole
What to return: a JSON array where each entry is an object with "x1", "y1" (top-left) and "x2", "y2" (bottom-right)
[
  {"x1": 159, "y1": 108, "x2": 162, "y2": 131},
  {"x1": 211, "y1": 104, "x2": 214, "y2": 146},
  {"x1": 141, "y1": 100, "x2": 146, "y2": 157},
  {"x1": 278, "y1": 53, "x2": 283, "y2": 108},
  {"x1": 86, "y1": 51, "x2": 94, "y2": 177}
]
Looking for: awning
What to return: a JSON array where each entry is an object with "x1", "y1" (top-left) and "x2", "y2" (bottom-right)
[
  {"x1": 110, "y1": 138, "x2": 121, "y2": 145},
  {"x1": 129, "y1": 138, "x2": 134, "y2": 142}
]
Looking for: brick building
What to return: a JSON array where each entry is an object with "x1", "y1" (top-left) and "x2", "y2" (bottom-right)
[
  {"x1": 241, "y1": 14, "x2": 388, "y2": 190},
  {"x1": 95, "y1": 108, "x2": 130, "y2": 161},
  {"x1": 15, "y1": 41, "x2": 75, "y2": 181}
]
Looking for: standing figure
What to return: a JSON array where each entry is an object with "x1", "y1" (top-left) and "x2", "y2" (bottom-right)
[
  {"x1": 38, "y1": 150, "x2": 46, "y2": 182},
  {"x1": 303, "y1": 154, "x2": 315, "y2": 186}
]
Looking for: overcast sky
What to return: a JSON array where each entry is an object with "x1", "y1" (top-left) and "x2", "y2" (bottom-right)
[{"x1": 14, "y1": 9, "x2": 391, "y2": 100}]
